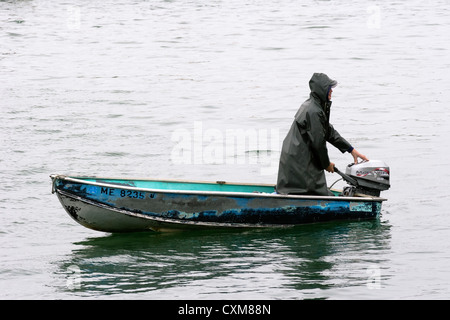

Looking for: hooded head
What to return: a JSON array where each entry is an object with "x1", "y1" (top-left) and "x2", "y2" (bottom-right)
[{"x1": 309, "y1": 73, "x2": 337, "y2": 103}]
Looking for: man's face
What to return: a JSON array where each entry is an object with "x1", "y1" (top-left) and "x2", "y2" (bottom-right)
[{"x1": 328, "y1": 88, "x2": 333, "y2": 100}]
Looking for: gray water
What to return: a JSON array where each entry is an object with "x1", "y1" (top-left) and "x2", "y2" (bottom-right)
[{"x1": 1, "y1": 0, "x2": 450, "y2": 300}]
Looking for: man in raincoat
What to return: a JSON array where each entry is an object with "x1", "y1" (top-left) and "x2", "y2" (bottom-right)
[{"x1": 276, "y1": 73, "x2": 368, "y2": 196}]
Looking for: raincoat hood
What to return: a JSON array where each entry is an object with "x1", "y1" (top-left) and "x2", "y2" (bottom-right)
[{"x1": 309, "y1": 73, "x2": 337, "y2": 103}]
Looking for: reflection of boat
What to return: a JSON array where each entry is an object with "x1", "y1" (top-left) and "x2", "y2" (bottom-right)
[{"x1": 50, "y1": 174, "x2": 387, "y2": 233}]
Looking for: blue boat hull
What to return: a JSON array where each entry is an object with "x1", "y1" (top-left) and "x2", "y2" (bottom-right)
[{"x1": 50, "y1": 175, "x2": 386, "y2": 233}]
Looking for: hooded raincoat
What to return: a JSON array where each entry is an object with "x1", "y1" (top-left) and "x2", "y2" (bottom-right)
[{"x1": 276, "y1": 73, "x2": 353, "y2": 196}]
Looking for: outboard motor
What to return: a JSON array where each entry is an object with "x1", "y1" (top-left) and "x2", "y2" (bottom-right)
[{"x1": 335, "y1": 160, "x2": 390, "y2": 197}]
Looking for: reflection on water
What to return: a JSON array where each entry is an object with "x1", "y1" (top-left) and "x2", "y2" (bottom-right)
[{"x1": 56, "y1": 220, "x2": 391, "y2": 299}]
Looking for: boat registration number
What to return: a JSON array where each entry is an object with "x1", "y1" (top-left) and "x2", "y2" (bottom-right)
[{"x1": 97, "y1": 187, "x2": 155, "y2": 199}]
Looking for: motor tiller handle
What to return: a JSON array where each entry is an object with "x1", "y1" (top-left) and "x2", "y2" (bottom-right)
[{"x1": 334, "y1": 166, "x2": 359, "y2": 187}]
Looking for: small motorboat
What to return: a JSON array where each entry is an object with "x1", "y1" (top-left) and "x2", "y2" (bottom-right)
[{"x1": 50, "y1": 160, "x2": 390, "y2": 233}]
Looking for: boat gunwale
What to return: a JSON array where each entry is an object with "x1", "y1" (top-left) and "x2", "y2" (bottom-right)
[{"x1": 50, "y1": 174, "x2": 387, "y2": 202}]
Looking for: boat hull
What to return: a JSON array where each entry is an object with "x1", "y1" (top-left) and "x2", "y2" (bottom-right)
[{"x1": 51, "y1": 175, "x2": 385, "y2": 233}]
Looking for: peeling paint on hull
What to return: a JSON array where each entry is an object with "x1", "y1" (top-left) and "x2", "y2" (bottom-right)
[{"x1": 50, "y1": 175, "x2": 387, "y2": 233}]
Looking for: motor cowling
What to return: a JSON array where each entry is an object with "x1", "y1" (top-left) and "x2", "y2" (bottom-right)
[{"x1": 342, "y1": 160, "x2": 390, "y2": 197}]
